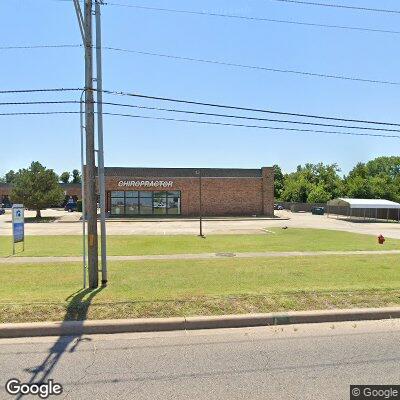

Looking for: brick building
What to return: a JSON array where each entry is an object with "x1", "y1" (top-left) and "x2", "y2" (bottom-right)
[
  {"x1": 1, "y1": 167, "x2": 275, "y2": 217},
  {"x1": 104, "y1": 167, "x2": 274, "y2": 217}
]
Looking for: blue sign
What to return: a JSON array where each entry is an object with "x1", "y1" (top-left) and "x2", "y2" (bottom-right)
[{"x1": 12, "y1": 205, "x2": 25, "y2": 244}]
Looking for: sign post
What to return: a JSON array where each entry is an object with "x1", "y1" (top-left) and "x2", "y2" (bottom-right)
[{"x1": 12, "y1": 204, "x2": 25, "y2": 255}]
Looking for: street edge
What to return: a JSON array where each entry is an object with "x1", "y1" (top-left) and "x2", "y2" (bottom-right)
[{"x1": 1, "y1": 307, "x2": 400, "y2": 338}]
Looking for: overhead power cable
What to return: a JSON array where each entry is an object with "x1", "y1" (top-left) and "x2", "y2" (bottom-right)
[
  {"x1": 103, "y1": 3, "x2": 400, "y2": 35},
  {"x1": 3, "y1": 99, "x2": 400, "y2": 133},
  {"x1": 0, "y1": 100, "x2": 80, "y2": 106},
  {"x1": 1, "y1": 110, "x2": 398, "y2": 139},
  {"x1": 101, "y1": 111, "x2": 400, "y2": 139},
  {"x1": 100, "y1": 101, "x2": 400, "y2": 133},
  {"x1": 269, "y1": 0, "x2": 400, "y2": 14},
  {"x1": 0, "y1": 44, "x2": 82, "y2": 50},
  {"x1": 3, "y1": 44, "x2": 398, "y2": 86},
  {"x1": 103, "y1": 46, "x2": 400, "y2": 86},
  {"x1": 100, "y1": 89, "x2": 400, "y2": 127},
  {"x1": 0, "y1": 88, "x2": 82, "y2": 94}
]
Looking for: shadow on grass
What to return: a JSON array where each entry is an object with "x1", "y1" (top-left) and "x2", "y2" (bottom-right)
[{"x1": 19, "y1": 287, "x2": 103, "y2": 398}]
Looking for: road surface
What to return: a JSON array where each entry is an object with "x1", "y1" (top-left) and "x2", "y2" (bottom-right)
[{"x1": 0, "y1": 319, "x2": 399, "y2": 399}]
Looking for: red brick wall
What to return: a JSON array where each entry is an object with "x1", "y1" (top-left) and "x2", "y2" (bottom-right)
[{"x1": 104, "y1": 170, "x2": 274, "y2": 217}]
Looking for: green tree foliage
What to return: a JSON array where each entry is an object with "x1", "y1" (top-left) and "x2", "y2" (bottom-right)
[
  {"x1": 281, "y1": 163, "x2": 342, "y2": 203},
  {"x1": 59, "y1": 171, "x2": 70, "y2": 184},
  {"x1": 5, "y1": 170, "x2": 16, "y2": 183},
  {"x1": 72, "y1": 169, "x2": 82, "y2": 184},
  {"x1": 273, "y1": 164, "x2": 284, "y2": 200},
  {"x1": 344, "y1": 157, "x2": 400, "y2": 202},
  {"x1": 11, "y1": 162, "x2": 65, "y2": 218}
]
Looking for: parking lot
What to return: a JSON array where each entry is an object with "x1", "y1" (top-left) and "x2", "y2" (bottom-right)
[{"x1": 1, "y1": 208, "x2": 400, "y2": 238}]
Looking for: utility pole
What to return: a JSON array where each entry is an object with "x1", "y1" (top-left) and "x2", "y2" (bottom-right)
[
  {"x1": 95, "y1": 0, "x2": 108, "y2": 287},
  {"x1": 84, "y1": 0, "x2": 99, "y2": 288}
]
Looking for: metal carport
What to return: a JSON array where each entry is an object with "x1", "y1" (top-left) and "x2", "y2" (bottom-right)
[{"x1": 327, "y1": 198, "x2": 400, "y2": 222}]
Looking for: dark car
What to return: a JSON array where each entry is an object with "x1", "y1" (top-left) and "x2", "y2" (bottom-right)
[
  {"x1": 65, "y1": 202, "x2": 78, "y2": 212},
  {"x1": 0, "y1": 208, "x2": 4, "y2": 215},
  {"x1": 311, "y1": 206, "x2": 325, "y2": 215},
  {"x1": 274, "y1": 204, "x2": 284, "y2": 210}
]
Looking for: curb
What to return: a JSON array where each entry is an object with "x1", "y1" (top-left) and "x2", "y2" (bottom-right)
[{"x1": 1, "y1": 307, "x2": 400, "y2": 338}]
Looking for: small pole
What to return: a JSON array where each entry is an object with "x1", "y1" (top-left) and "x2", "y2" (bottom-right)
[
  {"x1": 95, "y1": 0, "x2": 108, "y2": 287},
  {"x1": 195, "y1": 169, "x2": 203, "y2": 237},
  {"x1": 80, "y1": 90, "x2": 87, "y2": 289}
]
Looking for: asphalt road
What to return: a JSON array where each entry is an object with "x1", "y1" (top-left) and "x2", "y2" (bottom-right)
[{"x1": 0, "y1": 319, "x2": 399, "y2": 399}]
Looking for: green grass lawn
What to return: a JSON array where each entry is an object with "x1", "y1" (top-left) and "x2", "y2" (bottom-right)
[
  {"x1": 1, "y1": 254, "x2": 399, "y2": 322},
  {"x1": 1, "y1": 228, "x2": 399, "y2": 257}
]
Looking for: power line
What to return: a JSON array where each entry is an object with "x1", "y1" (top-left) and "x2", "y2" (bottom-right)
[
  {"x1": 3, "y1": 99, "x2": 400, "y2": 133},
  {"x1": 3, "y1": 87, "x2": 400, "y2": 128},
  {"x1": 103, "y1": 46, "x2": 400, "y2": 86},
  {"x1": 0, "y1": 111, "x2": 80, "y2": 116},
  {"x1": 1, "y1": 109, "x2": 398, "y2": 139},
  {"x1": 100, "y1": 89, "x2": 400, "y2": 127},
  {"x1": 4, "y1": 44, "x2": 397, "y2": 86},
  {"x1": 99, "y1": 100, "x2": 400, "y2": 133},
  {"x1": 101, "y1": 111, "x2": 400, "y2": 139},
  {"x1": 102, "y1": 3, "x2": 400, "y2": 35},
  {"x1": 269, "y1": 0, "x2": 400, "y2": 14},
  {"x1": 0, "y1": 44, "x2": 82, "y2": 50},
  {"x1": 4, "y1": 99, "x2": 400, "y2": 133},
  {"x1": 0, "y1": 88, "x2": 82, "y2": 94},
  {"x1": 0, "y1": 100, "x2": 80, "y2": 105}
]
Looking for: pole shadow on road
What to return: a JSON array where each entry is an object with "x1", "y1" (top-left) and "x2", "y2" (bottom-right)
[{"x1": 19, "y1": 287, "x2": 103, "y2": 398}]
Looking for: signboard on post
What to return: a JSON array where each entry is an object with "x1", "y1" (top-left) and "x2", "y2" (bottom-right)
[{"x1": 12, "y1": 204, "x2": 25, "y2": 254}]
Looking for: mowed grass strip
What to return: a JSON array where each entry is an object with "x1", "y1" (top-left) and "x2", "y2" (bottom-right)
[
  {"x1": 0, "y1": 254, "x2": 399, "y2": 322},
  {"x1": 1, "y1": 228, "x2": 399, "y2": 257}
]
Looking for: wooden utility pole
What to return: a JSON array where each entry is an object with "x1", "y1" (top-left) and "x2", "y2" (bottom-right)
[{"x1": 84, "y1": 0, "x2": 99, "y2": 288}]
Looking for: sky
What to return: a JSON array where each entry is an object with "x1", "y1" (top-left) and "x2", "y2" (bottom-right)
[{"x1": 1, "y1": 0, "x2": 400, "y2": 176}]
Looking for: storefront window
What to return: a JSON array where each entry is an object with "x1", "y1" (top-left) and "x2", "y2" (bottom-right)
[
  {"x1": 167, "y1": 193, "x2": 180, "y2": 215},
  {"x1": 126, "y1": 197, "x2": 139, "y2": 214},
  {"x1": 139, "y1": 196, "x2": 153, "y2": 214},
  {"x1": 153, "y1": 192, "x2": 167, "y2": 215},
  {"x1": 111, "y1": 197, "x2": 125, "y2": 215},
  {"x1": 110, "y1": 191, "x2": 181, "y2": 216}
]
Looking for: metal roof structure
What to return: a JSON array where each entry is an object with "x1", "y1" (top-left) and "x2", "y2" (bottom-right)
[{"x1": 328, "y1": 198, "x2": 400, "y2": 209}]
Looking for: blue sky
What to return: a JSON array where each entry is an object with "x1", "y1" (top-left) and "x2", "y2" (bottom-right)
[{"x1": 1, "y1": 0, "x2": 400, "y2": 176}]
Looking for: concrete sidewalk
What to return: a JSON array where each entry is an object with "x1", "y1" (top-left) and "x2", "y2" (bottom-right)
[{"x1": 1, "y1": 249, "x2": 399, "y2": 264}]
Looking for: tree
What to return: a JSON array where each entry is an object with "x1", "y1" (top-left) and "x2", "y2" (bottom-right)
[
  {"x1": 343, "y1": 157, "x2": 400, "y2": 202},
  {"x1": 59, "y1": 171, "x2": 70, "y2": 184},
  {"x1": 273, "y1": 164, "x2": 284, "y2": 200},
  {"x1": 72, "y1": 169, "x2": 82, "y2": 184},
  {"x1": 5, "y1": 170, "x2": 16, "y2": 184},
  {"x1": 307, "y1": 185, "x2": 331, "y2": 203},
  {"x1": 281, "y1": 163, "x2": 342, "y2": 203},
  {"x1": 11, "y1": 162, "x2": 64, "y2": 218}
]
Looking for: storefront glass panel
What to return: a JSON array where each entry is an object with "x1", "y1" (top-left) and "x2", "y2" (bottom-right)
[
  {"x1": 139, "y1": 196, "x2": 153, "y2": 214},
  {"x1": 111, "y1": 197, "x2": 125, "y2": 215},
  {"x1": 110, "y1": 191, "x2": 181, "y2": 216},
  {"x1": 126, "y1": 197, "x2": 139, "y2": 214},
  {"x1": 153, "y1": 192, "x2": 167, "y2": 215}
]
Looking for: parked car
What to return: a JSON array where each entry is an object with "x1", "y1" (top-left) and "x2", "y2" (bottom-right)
[
  {"x1": 65, "y1": 202, "x2": 78, "y2": 212},
  {"x1": 311, "y1": 206, "x2": 325, "y2": 215},
  {"x1": 274, "y1": 204, "x2": 284, "y2": 210},
  {"x1": 0, "y1": 208, "x2": 5, "y2": 215}
]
